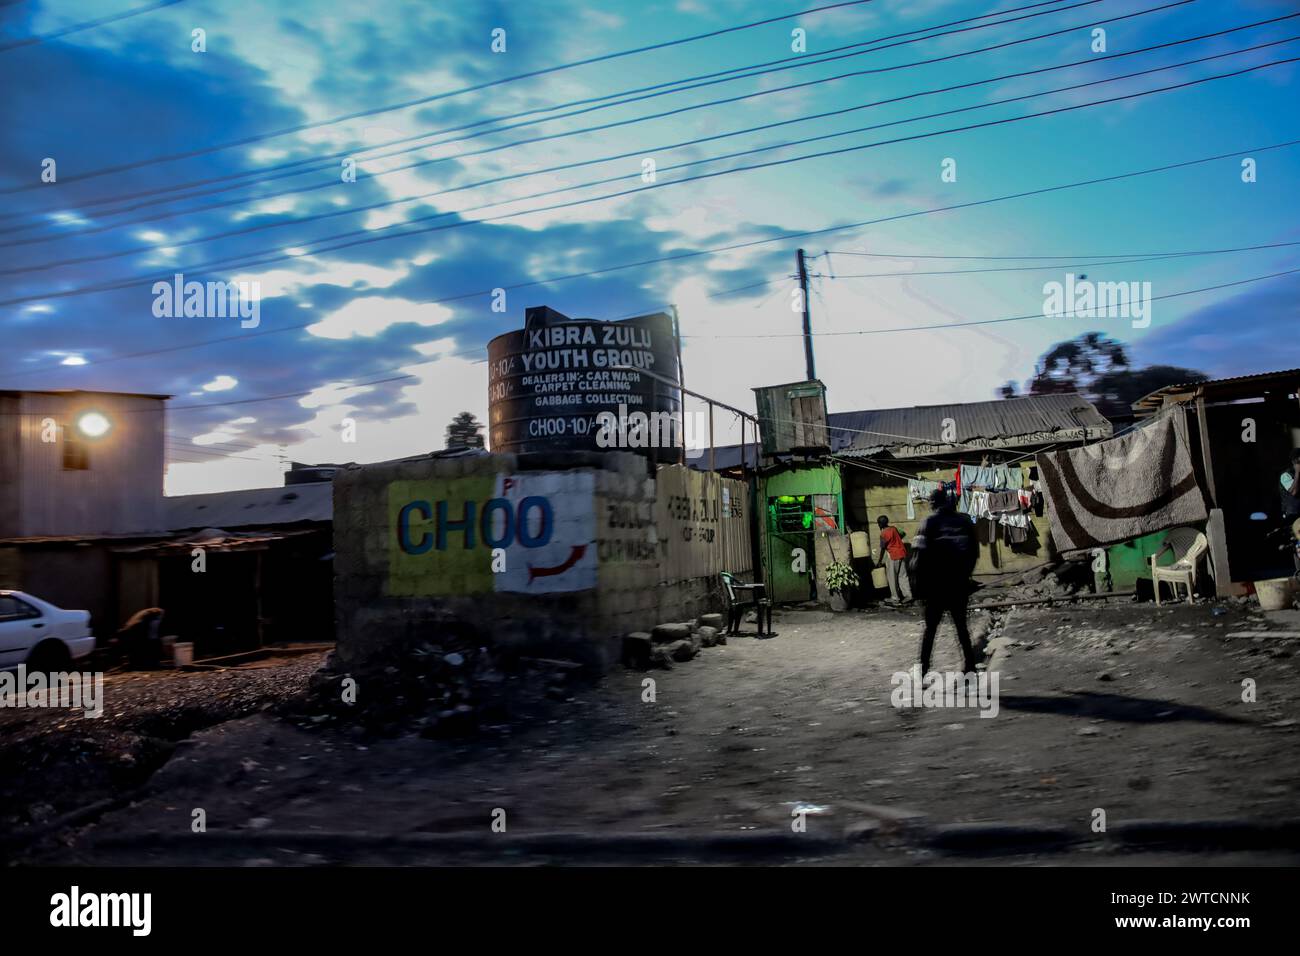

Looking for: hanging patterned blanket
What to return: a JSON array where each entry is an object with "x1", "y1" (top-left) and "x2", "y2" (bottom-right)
[{"x1": 1038, "y1": 405, "x2": 1207, "y2": 552}]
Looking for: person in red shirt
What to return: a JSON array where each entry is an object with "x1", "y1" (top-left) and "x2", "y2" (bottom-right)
[{"x1": 875, "y1": 515, "x2": 912, "y2": 603}]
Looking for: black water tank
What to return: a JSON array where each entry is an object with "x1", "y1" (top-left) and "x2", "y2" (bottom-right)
[{"x1": 487, "y1": 306, "x2": 683, "y2": 461}]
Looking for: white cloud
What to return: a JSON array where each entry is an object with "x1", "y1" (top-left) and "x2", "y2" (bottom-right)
[
  {"x1": 298, "y1": 381, "x2": 375, "y2": 409},
  {"x1": 201, "y1": 375, "x2": 239, "y2": 392},
  {"x1": 306, "y1": 295, "x2": 453, "y2": 339},
  {"x1": 229, "y1": 259, "x2": 408, "y2": 299}
]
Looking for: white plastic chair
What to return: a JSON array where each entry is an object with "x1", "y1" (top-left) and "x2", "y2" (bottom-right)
[{"x1": 1150, "y1": 528, "x2": 1208, "y2": 605}]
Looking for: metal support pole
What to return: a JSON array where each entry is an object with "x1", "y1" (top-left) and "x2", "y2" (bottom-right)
[
  {"x1": 671, "y1": 304, "x2": 686, "y2": 467},
  {"x1": 1195, "y1": 393, "x2": 1218, "y2": 507},
  {"x1": 709, "y1": 402, "x2": 715, "y2": 474}
]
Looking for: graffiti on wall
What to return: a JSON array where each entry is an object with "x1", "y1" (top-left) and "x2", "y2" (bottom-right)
[
  {"x1": 387, "y1": 471, "x2": 596, "y2": 596},
  {"x1": 597, "y1": 494, "x2": 658, "y2": 565},
  {"x1": 655, "y1": 466, "x2": 751, "y2": 583}
]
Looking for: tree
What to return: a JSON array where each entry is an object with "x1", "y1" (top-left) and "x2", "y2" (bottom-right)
[
  {"x1": 1000, "y1": 332, "x2": 1206, "y2": 419},
  {"x1": 445, "y1": 411, "x2": 485, "y2": 450}
]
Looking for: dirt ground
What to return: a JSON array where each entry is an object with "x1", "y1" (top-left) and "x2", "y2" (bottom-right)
[
  {"x1": 0, "y1": 654, "x2": 325, "y2": 834},
  {"x1": 8, "y1": 598, "x2": 1300, "y2": 865}
]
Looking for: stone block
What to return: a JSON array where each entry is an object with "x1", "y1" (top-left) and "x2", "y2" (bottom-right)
[
  {"x1": 622, "y1": 632, "x2": 653, "y2": 669},
  {"x1": 665, "y1": 638, "x2": 698, "y2": 662},
  {"x1": 652, "y1": 622, "x2": 693, "y2": 643}
]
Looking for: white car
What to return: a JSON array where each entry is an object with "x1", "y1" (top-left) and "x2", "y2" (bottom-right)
[{"x1": 0, "y1": 590, "x2": 96, "y2": 673}]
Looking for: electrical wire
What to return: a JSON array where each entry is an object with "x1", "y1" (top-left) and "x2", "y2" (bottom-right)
[
  {"x1": 17, "y1": 19, "x2": 1291, "y2": 274},
  {"x1": 5, "y1": 0, "x2": 1178, "y2": 234},
  {"x1": 684, "y1": 266, "x2": 1300, "y2": 338},
  {"x1": 4, "y1": 139, "x2": 1296, "y2": 385},
  {"x1": 0, "y1": 0, "x2": 184, "y2": 53},
  {"x1": 7, "y1": 52, "x2": 1293, "y2": 304},
  {"x1": 0, "y1": 1, "x2": 880, "y2": 192},
  {"x1": 13, "y1": 263, "x2": 1292, "y2": 422}
]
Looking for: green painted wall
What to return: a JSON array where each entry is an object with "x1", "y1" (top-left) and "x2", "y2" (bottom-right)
[
  {"x1": 758, "y1": 464, "x2": 844, "y2": 602},
  {"x1": 762, "y1": 465, "x2": 843, "y2": 500},
  {"x1": 1106, "y1": 530, "x2": 1172, "y2": 590}
]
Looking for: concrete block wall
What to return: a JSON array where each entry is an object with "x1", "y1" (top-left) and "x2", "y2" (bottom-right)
[{"x1": 333, "y1": 451, "x2": 733, "y2": 674}]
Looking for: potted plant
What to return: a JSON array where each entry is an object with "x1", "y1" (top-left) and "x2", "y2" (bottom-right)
[{"x1": 824, "y1": 561, "x2": 860, "y2": 611}]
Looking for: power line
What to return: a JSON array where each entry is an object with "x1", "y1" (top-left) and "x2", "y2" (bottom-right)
[
  {"x1": 5, "y1": 52, "x2": 1293, "y2": 305},
  {"x1": 3, "y1": 138, "x2": 1296, "y2": 386},
  {"x1": 16, "y1": 17, "x2": 1291, "y2": 273},
  {"x1": 21, "y1": 0, "x2": 1205, "y2": 253},
  {"x1": 683, "y1": 267, "x2": 1300, "y2": 338},
  {"x1": 167, "y1": 434, "x2": 274, "y2": 452},
  {"x1": 71, "y1": 265, "x2": 1300, "y2": 421},
  {"x1": 164, "y1": 444, "x2": 277, "y2": 464},
  {"x1": 805, "y1": 243, "x2": 1300, "y2": 278},
  {"x1": 0, "y1": 1, "x2": 878, "y2": 193},
  {"x1": 0, "y1": 0, "x2": 184, "y2": 53},
  {"x1": 12, "y1": 260, "x2": 1293, "y2": 440},
  {"x1": 0, "y1": 0, "x2": 1127, "y2": 229},
  {"x1": 15, "y1": 0, "x2": 1170, "y2": 235}
]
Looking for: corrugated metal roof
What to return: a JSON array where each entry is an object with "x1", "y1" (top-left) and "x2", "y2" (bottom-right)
[
  {"x1": 0, "y1": 388, "x2": 172, "y2": 399},
  {"x1": 832, "y1": 393, "x2": 1111, "y2": 458},
  {"x1": 684, "y1": 394, "x2": 1110, "y2": 467},
  {"x1": 0, "y1": 532, "x2": 166, "y2": 546},
  {"x1": 112, "y1": 528, "x2": 319, "y2": 555},
  {"x1": 685, "y1": 444, "x2": 751, "y2": 471},
  {"x1": 164, "y1": 481, "x2": 333, "y2": 530},
  {"x1": 1132, "y1": 367, "x2": 1300, "y2": 412}
]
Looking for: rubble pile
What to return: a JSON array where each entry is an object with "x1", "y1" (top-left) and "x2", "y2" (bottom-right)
[
  {"x1": 301, "y1": 633, "x2": 582, "y2": 739},
  {"x1": 972, "y1": 559, "x2": 1096, "y2": 606}
]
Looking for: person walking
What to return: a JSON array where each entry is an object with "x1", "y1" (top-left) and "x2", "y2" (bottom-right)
[
  {"x1": 910, "y1": 488, "x2": 979, "y2": 674},
  {"x1": 875, "y1": 515, "x2": 911, "y2": 603},
  {"x1": 1279, "y1": 451, "x2": 1300, "y2": 573}
]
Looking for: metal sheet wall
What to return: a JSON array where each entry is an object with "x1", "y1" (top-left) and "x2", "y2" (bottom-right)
[{"x1": 655, "y1": 465, "x2": 751, "y2": 585}]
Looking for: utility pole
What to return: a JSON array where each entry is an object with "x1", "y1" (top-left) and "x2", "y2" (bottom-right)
[{"x1": 796, "y1": 248, "x2": 816, "y2": 381}]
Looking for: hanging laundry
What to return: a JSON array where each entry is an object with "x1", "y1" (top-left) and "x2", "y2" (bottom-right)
[
  {"x1": 987, "y1": 490, "x2": 1019, "y2": 514},
  {"x1": 905, "y1": 478, "x2": 941, "y2": 520},
  {"x1": 959, "y1": 464, "x2": 1023, "y2": 491}
]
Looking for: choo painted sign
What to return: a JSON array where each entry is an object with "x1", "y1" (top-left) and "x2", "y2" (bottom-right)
[{"x1": 387, "y1": 471, "x2": 596, "y2": 596}]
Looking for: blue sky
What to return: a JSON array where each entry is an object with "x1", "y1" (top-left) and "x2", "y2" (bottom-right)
[{"x1": 1, "y1": 0, "x2": 1297, "y2": 493}]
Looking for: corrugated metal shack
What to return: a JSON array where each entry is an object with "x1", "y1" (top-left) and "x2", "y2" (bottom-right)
[
  {"x1": 832, "y1": 393, "x2": 1112, "y2": 582},
  {"x1": 1132, "y1": 367, "x2": 1300, "y2": 592},
  {"x1": 148, "y1": 482, "x2": 335, "y2": 653}
]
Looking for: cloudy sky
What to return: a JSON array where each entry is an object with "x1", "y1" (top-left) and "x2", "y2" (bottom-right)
[{"x1": 1, "y1": 0, "x2": 1297, "y2": 494}]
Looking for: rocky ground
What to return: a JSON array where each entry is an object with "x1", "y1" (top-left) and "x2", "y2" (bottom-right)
[
  {"x1": 0, "y1": 653, "x2": 327, "y2": 838},
  {"x1": 5, "y1": 596, "x2": 1300, "y2": 865}
]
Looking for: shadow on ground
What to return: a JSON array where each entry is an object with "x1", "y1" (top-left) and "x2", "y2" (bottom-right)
[{"x1": 998, "y1": 691, "x2": 1250, "y2": 724}]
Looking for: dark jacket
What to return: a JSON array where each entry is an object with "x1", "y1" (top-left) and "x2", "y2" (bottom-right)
[{"x1": 910, "y1": 510, "x2": 977, "y2": 597}]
